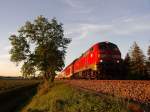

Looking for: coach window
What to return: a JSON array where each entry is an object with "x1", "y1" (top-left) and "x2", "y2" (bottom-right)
[
  {"x1": 85, "y1": 51, "x2": 88, "y2": 56},
  {"x1": 83, "y1": 53, "x2": 86, "y2": 57}
]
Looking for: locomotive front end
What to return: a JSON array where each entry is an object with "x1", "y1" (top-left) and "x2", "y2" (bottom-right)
[{"x1": 96, "y1": 42, "x2": 122, "y2": 79}]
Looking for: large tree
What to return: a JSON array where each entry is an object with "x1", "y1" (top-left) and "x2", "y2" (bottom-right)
[
  {"x1": 9, "y1": 16, "x2": 71, "y2": 82},
  {"x1": 148, "y1": 46, "x2": 150, "y2": 61},
  {"x1": 146, "y1": 46, "x2": 150, "y2": 78},
  {"x1": 129, "y1": 42, "x2": 147, "y2": 79}
]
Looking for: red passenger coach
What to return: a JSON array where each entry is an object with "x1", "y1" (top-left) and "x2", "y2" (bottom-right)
[{"x1": 60, "y1": 41, "x2": 123, "y2": 79}]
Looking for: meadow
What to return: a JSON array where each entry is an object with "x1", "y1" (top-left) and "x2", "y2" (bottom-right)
[
  {"x1": 0, "y1": 78, "x2": 40, "y2": 112},
  {"x1": 21, "y1": 81, "x2": 130, "y2": 112},
  {"x1": 0, "y1": 78, "x2": 40, "y2": 93}
]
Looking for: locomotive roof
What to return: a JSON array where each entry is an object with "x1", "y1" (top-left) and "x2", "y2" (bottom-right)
[{"x1": 96, "y1": 41, "x2": 117, "y2": 46}]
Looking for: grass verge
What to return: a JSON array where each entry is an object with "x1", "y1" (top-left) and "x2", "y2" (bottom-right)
[{"x1": 21, "y1": 81, "x2": 131, "y2": 112}]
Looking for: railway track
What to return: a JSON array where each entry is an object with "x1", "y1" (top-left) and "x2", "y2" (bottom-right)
[{"x1": 64, "y1": 80, "x2": 150, "y2": 104}]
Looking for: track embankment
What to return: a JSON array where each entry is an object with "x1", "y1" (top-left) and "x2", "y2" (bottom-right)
[
  {"x1": 65, "y1": 80, "x2": 150, "y2": 104},
  {"x1": 0, "y1": 82, "x2": 39, "y2": 112}
]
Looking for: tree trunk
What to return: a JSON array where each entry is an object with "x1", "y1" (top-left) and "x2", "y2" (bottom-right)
[
  {"x1": 45, "y1": 71, "x2": 55, "y2": 82},
  {"x1": 44, "y1": 72, "x2": 49, "y2": 82},
  {"x1": 50, "y1": 74, "x2": 55, "y2": 82},
  {"x1": 44, "y1": 71, "x2": 55, "y2": 83}
]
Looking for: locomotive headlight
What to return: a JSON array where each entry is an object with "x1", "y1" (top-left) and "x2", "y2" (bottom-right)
[
  {"x1": 117, "y1": 60, "x2": 120, "y2": 63},
  {"x1": 100, "y1": 59, "x2": 103, "y2": 63}
]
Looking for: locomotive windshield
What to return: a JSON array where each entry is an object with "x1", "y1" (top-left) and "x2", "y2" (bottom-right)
[
  {"x1": 107, "y1": 43, "x2": 118, "y2": 50},
  {"x1": 99, "y1": 42, "x2": 118, "y2": 51}
]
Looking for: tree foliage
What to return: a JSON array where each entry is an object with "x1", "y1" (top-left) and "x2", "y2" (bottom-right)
[
  {"x1": 123, "y1": 53, "x2": 131, "y2": 79},
  {"x1": 147, "y1": 46, "x2": 150, "y2": 61},
  {"x1": 146, "y1": 46, "x2": 150, "y2": 78},
  {"x1": 9, "y1": 16, "x2": 71, "y2": 81},
  {"x1": 128, "y1": 42, "x2": 147, "y2": 79}
]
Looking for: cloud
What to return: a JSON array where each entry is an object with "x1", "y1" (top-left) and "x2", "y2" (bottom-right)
[
  {"x1": 3, "y1": 45, "x2": 11, "y2": 51},
  {"x1": 72, "y1": 9, "x2": 92, "y2": 14},
  {"x1": 64, "y1": 16, "x2": 150, "y2": 39},
  {"x1": 122, "y1": 18, "x2": 134, "y2": 22},
  {"x1": 78, "y1": 24, "x2": 113, "y2": 39},
  {"x1": 63, "y1": 0, "x2": 82, "y2": 8},
  {"x1": 0, "y1": 54, "x2": 10, "y2": 60},
  {"x1": 63, "y1": 0, "x2": 93, "y2": 14},
  {"x1": 113, "y1": 17, "x2": 150, "y2": 35},
  {"x1": 65, "y1": 24, "x2": 113, "y2": 39}
]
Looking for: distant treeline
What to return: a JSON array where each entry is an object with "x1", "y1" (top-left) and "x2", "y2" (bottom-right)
[
  {"x1": 123, "y1": 42, "x2": 150, "y2": 80},
  {"x1": 0, "y1": 76, "x2": 23, "y2": 80}
]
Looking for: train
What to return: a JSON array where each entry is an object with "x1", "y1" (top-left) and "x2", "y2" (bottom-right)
[{"x1": 58, "y1": 41, "x2": 124, "y2": 80}]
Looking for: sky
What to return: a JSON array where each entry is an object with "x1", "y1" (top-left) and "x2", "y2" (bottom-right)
[{"x1": 0, "y1": 0, "x2": 149, "y2": 76}]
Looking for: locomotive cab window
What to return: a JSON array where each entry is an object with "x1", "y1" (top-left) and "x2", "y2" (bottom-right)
[{"x1": 99, "y1": 43, "x2": 118, "y2": 51}]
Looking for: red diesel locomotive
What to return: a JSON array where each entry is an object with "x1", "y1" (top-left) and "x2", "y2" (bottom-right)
[{"x1": 60, "y1": 41, "x2": 123, "y2": 79}]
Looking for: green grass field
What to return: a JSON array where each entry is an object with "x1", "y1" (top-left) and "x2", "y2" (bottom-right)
[{"x1": 21, "y1": 81, "x2": 130, "y2": 112}]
